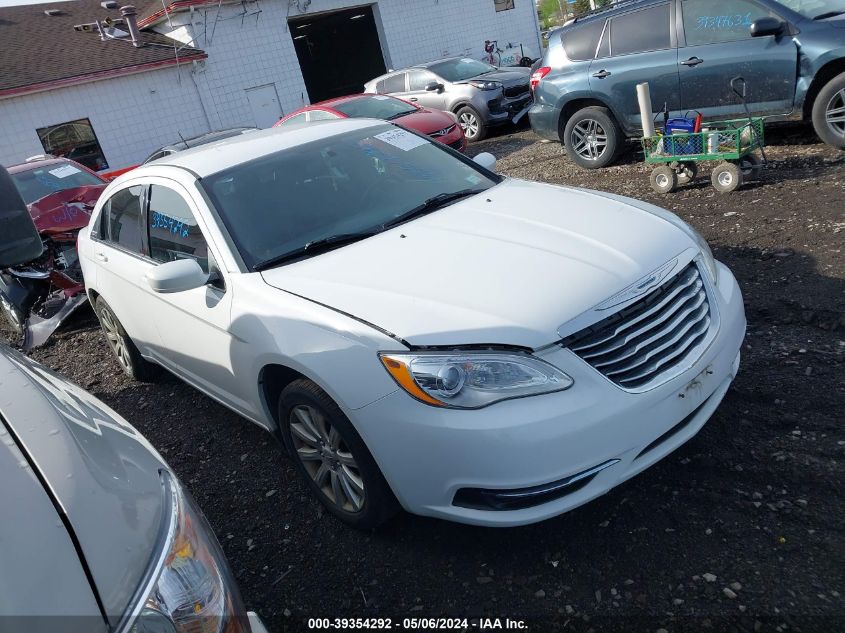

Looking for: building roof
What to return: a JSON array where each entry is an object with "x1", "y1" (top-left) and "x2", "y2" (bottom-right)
[{"x1": 0, "y1": 0, "x2": 206, "y2": 98}]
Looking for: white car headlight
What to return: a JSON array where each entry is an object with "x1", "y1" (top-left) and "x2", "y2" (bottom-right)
[
  {"x1": 379, "y1": 352, "x2": 573, "y2": 409},
  {"x1": 125, "y1": 473, "x2": 248, "y2": 633}
]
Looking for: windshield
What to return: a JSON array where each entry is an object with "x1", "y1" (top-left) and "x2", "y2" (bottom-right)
[
  {"x1": 428, "y1": 58, "x2": 497, "y2": 82},
  {"x1": 772, "y1": 0, "x2": 845, "y2": 18},
  {"x1": 333, "y1": 95, "x2": 418, "y2": 120},
  {"x1": 11, "y1": 162, "x2": 104, "y2": 205},
  {"x1": 201, "y1": 124, "x2": 498, "y2": 270}
]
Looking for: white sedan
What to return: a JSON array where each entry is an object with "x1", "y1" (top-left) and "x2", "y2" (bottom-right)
[{"x1": 78, "y1": 119, "x2": 746, "y2": 528}]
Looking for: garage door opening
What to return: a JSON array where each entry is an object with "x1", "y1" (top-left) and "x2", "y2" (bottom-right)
[{"x1": 289, "y1": 6, "x2": 387, "y2": 103}]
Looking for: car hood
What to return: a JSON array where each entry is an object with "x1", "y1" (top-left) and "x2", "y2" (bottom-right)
[
  {"x1": 396, "y1": 108, "x2": 458, "y2": 134},
  {"x1": 29, "y1": 184, "x2": 105, "y2": 234},
  {"x1": 261, "y1": 180, "x2": 694, "y2": 348},
  {"x1": 0, "y1": 349, "x2": 167, "y2": 628},
  {"x1": 466, "y1": 67, "x2": 531, "y2": 88}
]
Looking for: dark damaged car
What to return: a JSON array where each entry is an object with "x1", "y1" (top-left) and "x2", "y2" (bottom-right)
[{"x1": 0, "y1": 157, "x2": 106, "y2": 348}]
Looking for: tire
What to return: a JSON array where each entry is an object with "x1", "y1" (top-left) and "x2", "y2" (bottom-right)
[
  {"x1": 562, "y1": 106, "x2": 621, "y2": 169},
  {"x1": 811, "y1": 71, "x2": 845, "y2": 149},
  {"x1": 677, "y1": 161, "x2": 698, "y2": 185},
  {"x1": 94, "y1": 297, "x2": 159, "y2": 381},
  {"x1": 711, "y1": 161, "x2": 743, "y2": 193},
  {"x1": 739, "y1": 153, "x2": 763, "y2": 181},
  {"x1": 650, "y1": 165, "x2": 678, "y2": 194},
  {"x1": 279, "y1": 379, "x2": 399, "y2": 529},
  {"x1": 456, "y1": 106, "x2": 486, "y2": 142}
]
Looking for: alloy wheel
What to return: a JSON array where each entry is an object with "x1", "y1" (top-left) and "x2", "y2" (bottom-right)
[
  {"x1": 571, "y1": 119, "x2": 608, "y2": 160},
  {"x1": 99, "y1": 307, "x2": 131, "y2": 372},
  {"x1": 459, "y1": 112, "x2": 480, "y2": 139},
  {"x1": 289, "y1": 404, "x2": 365, "y2": 513},
  {"x1": 825, "y1": 88, "x2": 845, "y2": 137}
]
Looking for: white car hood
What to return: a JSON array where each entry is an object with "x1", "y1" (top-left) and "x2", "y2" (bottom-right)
[{"x1": 261, "y1": 179, "x2": 694, "y2": 348}]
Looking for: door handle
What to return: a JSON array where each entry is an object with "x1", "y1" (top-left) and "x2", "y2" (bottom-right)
[
  {"x1": 681, "y1": 57, "x2": 704, "y2": 67},
  {"x1": 592, "y1": 69, "x2": 611, "y2": 79},
  {"x1": 96, "y1": 252, "x2": 108, "y2": 262}
]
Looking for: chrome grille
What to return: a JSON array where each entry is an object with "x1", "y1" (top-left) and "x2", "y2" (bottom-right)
[
  {"x1": 564, "y1": 263, "x2": 711, "y2": 390},
  {"x1": 429, "y1": 124, "x2": 457, "y2": 138}
]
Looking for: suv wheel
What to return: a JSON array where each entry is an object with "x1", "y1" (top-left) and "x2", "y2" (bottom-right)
[
  {"x1": 563, "y1": 106, "x2": 621, "y2": 169},
  {"x1": 456, "y1": 106, "x2": 486, "y2": 142},
  {"x1": 94, "y1": 297, "x2": 159, "y2": 381},
  {"x1": 811, "y1": 71, "x2": 845, "y2": 149},
  {"x1": 279, "y1": 379, "x2": 399, "y2": 529}
]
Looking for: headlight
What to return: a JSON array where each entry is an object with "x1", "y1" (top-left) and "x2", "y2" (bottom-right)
[
  {"x1": 468, "y1": 80, "x2": 501, "y2": 91},
  {"x1": 574, "y1": 190, "x2": 719, "y2": 285},
  {"x1": 379, "y1": 352, "x2": 573, "y2": 409},
  {"x1": 126, "y1": 473, "x2": 248, "y2": 633}
]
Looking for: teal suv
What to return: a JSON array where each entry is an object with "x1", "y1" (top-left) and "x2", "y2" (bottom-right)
[{"x1": 529, "y1": 0, "x2": 845, "y2": 168}]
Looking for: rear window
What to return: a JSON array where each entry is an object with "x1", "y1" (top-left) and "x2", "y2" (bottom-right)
[
  {"x1": 560, "y1": 19, "x2": 607, "y2": 61},
  {"x1": 610, "y1": 4, "x2": 671, "y2": 56}
]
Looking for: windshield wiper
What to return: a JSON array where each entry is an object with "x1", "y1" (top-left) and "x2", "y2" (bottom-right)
[
  {"x1": 387, "y1": 110, "x2": 416, "y2": 120},
  {"x1": 380, "y1": 189, "x2": 484, "y2": 231},
  {"x1": 253, "y1": 231, "x2": 381, "y2": 271},
  {"x1": 814, "y1": 10, "x2": 844, "y2": 19}
]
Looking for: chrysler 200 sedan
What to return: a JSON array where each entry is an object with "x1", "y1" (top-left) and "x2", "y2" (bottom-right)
[
  {"x1": 0, "y1": 345, "x2": 267, "y2": 633},
  {"x1": 77, "y1": 119, "x2": 746, "y2": 528}
]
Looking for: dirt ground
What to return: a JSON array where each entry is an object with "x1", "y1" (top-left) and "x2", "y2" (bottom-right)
[{"x1": 5, "y1": 123, "x2": 844, "y2": 632}]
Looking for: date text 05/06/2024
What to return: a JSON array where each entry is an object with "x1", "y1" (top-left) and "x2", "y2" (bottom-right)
[{"x1": 306, "y1": 617, "x2": 529, "y2": 630}]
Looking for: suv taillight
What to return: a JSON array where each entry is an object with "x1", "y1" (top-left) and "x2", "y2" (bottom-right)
[{"x1": 530, "y1": 66, "x2": 551, "y2": 91}]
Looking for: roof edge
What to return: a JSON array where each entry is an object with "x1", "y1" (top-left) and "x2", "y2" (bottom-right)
[
  {"x1": 138, "y1": 0, "x2": 241, "y2": 28},
  {"x1": 0, "y1": 54, "x2": 208, "y2": 100}
]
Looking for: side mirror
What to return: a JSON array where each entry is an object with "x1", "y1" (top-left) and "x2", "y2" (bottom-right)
[
  {"x1": 750, "y1": 17, "x2": 785, "y2": 37},
  {"x1": 473, "y1": 152, "x2": 497, "y2": 171},
  {"x1": 425, "y1": 81, "x2": 444, "y2": 92},
  {"x1": 145, "y1": 259, "x2": 209, "y2": 293}
]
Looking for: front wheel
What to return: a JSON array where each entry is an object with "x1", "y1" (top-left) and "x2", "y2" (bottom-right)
[
  {"x1": 650, "y1": 165, "x2": 678, "y2": 194},
  {"x1": 811, "y1": 71, "x2": 845, "y2": 149},
  {"x1": 563, "y1": 106, "x2": 621, "y2": 169},
  {"x1": 711, "y1": 161, "x2": 743, "y2": 193},
  {"x1": 279, "y1": 379, "x2": 398, "y2": 529},
  {"x1": 456, "y1": 106, "x2": 486, "y2": 142}
]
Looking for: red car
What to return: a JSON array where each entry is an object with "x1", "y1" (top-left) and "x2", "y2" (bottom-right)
[
  {"x1": 274, "y1": 94, "x2": 467, "y2": 152},
  {"x1": 1, "y1": 157, "x2": 107, "y2": 348}
]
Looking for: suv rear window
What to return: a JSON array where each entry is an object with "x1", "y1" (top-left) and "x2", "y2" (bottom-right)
[
  {"x1": 610, "y1": 3, "x2": 671, "y2": 56},
  {"x1": 560, "y1": 19, "x2": 607, "y2": 61}
]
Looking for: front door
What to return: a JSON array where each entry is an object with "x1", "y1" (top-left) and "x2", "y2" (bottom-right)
[
  {"x1": 141, "y1": 179, "x2": 253, "y2": 417},
  {"x1": 405, "y1": 70, "x2": 447, "y2": 109},
  {"x1": 677, "y1": 0, "x2": 799, "y2": 118},
  {"x1": 245, "y1": 84, "x2": 283, "y2": 129},
  {"x1": 588, "y1": 2, "x2": 681, "y2": 133}
]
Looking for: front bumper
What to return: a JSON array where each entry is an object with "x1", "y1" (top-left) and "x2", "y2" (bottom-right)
[
  {"x1": 351, "y1": 261, "x2": 745, "y2": 526},
  {"x1": 479, "y1": 91, "x2": 533, "y2": 127}
]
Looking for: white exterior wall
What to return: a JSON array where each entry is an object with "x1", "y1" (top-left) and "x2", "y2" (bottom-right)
[
  {"x1": 1, "y1": 0, "x2": 540, "y2": 169},
  {"x1": 182, "y1": 0, "x2": 541, "y2": 129},
  {"x1": 0, "y1": 65, "x2": 210, "y2": 170}
]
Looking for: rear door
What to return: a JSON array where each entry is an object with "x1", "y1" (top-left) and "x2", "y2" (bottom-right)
[
  {"x1": 588, "y1": 2, "x2": 681, "y2": 132},
  {"x1": 677, "y1": 0, "x2": 798, "y2": 118}
]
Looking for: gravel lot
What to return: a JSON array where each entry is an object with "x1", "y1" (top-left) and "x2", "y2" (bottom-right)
[{"x1": 5, "y1": 123, "x2": 844, "y2": 632}]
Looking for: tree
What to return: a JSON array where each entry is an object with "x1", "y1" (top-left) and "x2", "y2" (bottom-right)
[{"x1": 572, "y1": 0, "x2": 592, "y2": 15}]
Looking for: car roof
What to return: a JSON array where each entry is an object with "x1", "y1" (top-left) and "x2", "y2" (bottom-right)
[
  {"x1": 149, "y1": 118, "x2": 387, "y2": 178},
  {"x1": 160, "y1": 127, "x2": 257, "y2": 152},
  {"x1": 312, "y1": 94, "x2": 378, "y2": 107},
  {"x1": 560, "y1": 0, "x2": 662, "y2": 29}
]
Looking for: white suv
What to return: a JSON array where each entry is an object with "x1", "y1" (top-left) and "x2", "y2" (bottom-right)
[{"x1": 78, "y1": 119, "x2": 746, "y2": 528}]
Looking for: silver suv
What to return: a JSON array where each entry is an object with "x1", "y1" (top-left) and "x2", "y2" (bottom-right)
[{"x1": 364, "y1": 57, "x2": 533, "y2": 142}]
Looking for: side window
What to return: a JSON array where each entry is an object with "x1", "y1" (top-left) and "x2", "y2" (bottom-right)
[
  {"x1": 279, "y1": 112, "x2": 308, "y2": 127},
  {"x1": 147, "y1": 185, "x2": 210, "y2": 273},
  {"x1": 561, "y1": 19, "x2": 607, "y2": 61},
  {"x1": 382, "y1": 73, "x2": 407, "y2": 93},
  {"x1": 609, "y1": 4, "x2": 671, "y2": 56},
  {"x1": 104, "y1": 186, "x2": 144, "y2": 254},
  {"x1": 307, "y1": 110, "x2": 341, "y2": 121},
  {"x1": 682, "y1": 0, "x2": 776, "y2": 46},
  {"x1": 408, "y1": 70, "x2": 437, "y2": 91}
]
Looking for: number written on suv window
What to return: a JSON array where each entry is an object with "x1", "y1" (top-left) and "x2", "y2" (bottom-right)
[{"x1": 147, "y1": 184, "x2": 210, "y2": 273}]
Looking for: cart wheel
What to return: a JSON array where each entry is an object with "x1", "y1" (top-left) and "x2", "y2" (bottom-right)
[
  {"x1": 711, "y1": 162, "x2": 743, "y2": 193},
  {"x1": 677, "y1": 161, "x2": 698, "y2": 185},
  {"x1": 650, "y1": 165, "x2": 678, "y2": 194},
  {"x1": 738, "y1": 153, "x2": 762, "y2": 181}
]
